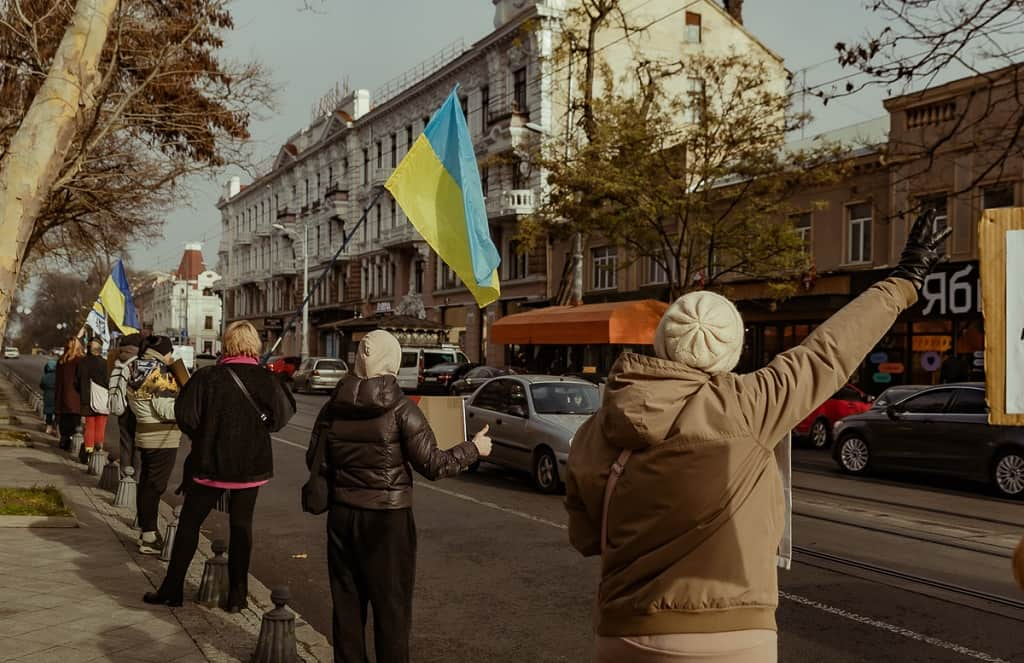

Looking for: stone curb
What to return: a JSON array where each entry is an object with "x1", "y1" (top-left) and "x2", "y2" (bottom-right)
[{"x1": 0, "y1": 368, "x2": 334, "y2": 662}]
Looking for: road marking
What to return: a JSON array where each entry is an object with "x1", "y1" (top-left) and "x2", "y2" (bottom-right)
[
  {"x1": 779, "y1": 592, "x2": 1010, "y2": 663},
  {"x1": 414, "y1": 482, "x2": 569, "y2": 530},
  {"x1": 412, "y1": 481, "x2": 1011, "y2": 663},
  {"x1": 272, "y1": 435, "x2": 307, "y2": 451}
]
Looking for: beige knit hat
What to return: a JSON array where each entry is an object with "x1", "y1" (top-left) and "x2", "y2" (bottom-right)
[
  {"x1": 654, "y1": 291, "x2": 745, "y2": 375},
  {"x1": 354, "y1": 330, "x2": 402, "y2": 379}
]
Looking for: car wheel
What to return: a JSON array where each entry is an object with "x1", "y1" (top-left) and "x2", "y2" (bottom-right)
[
  {"x1": 810, "y1": 418, "x2": 832, "y2": 449},
  {"x1": 992, "y1": 450, "x2": 1024, "y2": 499},
  {"x1": 837, "y1": 435, "x2": 871, "y2": 475},
  {"x1": 532, "y1": 447, "x2": 560, "y2": 494}
]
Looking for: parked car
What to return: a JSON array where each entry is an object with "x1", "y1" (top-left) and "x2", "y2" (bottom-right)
[
  {"x1": 3, "y1": 347, "x2": 20, "y2": 359},
  {"x1": 291, "y1": 357, "x2": 349, "y2": 394},
  {"x1": 195, "y1": 353, "x2": 218, "y2": 369},
  {"x1": 266, "y1": 355, "x2": 301, "y2": 379},
  {"x1": 794, "y1": 383, "x2": 874, "y2": 448},
  {"x1": 398, "y1": 346, "x2": 470, "y2": 393},
  {"x1": 831, "y1": 383, "x2": 1024, "y2": 499},
  {"x1": 450, "y1": 366, "x2": 514, "y2": 396},
  {"x1": 465, "y1": 375, "x2": 600, "y2": 493},
  {"x1": 418, "y1": 362, "x2": 476, "y2": 395},
  {"x1": 871, "y1": 385, "x2": 925, "y2": 410}
]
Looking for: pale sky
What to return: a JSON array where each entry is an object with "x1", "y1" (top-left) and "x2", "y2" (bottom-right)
[{"x1": 136, "y1": 0, "x2": 897, "y2": 273}]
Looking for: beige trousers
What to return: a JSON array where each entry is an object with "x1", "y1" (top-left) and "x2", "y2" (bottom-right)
[{"x1": 596, "y1": 630, "x2": 777, "y2": 663}]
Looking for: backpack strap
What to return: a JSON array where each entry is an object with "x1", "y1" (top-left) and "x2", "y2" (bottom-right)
[{"x1": 600, "y1": 448, "x2": 633, "y2": 556}]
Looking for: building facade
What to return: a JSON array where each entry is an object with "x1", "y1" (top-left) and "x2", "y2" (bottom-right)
[
  {"x1": 580, "y1": 66, "x2": 1023, "y2": 390},
  {"x1": 138, "y1": 244, "x2": 224, "y2": 354},
  {"x1": 214, "y1": 0, "x2": 782, "y2": 366}
]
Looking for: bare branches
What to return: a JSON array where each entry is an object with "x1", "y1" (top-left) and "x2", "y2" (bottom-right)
[{"x1": 0, "y1": 0, "x2": 274, "y2": 267}]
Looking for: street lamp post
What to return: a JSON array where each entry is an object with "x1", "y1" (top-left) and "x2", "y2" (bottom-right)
[{"x1": 273, "y1": 219, "x2": 310, "y2": 360}]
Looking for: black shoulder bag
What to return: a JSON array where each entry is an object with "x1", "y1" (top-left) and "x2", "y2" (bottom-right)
[
  {"x1": 301, "y1": 420, "x2": 331, "y2": 515},
  {"x1": 226, "y1": 368, "x2": 268, "y2": 425}
]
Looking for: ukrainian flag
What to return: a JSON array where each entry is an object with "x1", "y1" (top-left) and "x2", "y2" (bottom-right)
[
  {"x1": 386, "y1": 86, "x2": 501, "y2": 307},
  {"x1": 97, "y1": 259, "x2": 140, "y2": 333}
]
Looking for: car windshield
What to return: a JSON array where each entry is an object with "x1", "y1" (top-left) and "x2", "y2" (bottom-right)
[
  {"x1": 316, "y1": 360, "x2": 346, "y2": 371},
  {"x1": 422, "y1": 352, "x2": 454, "y2": 369},
  {"x1": 530, "y1": 383, "x2": 600, "y2": 415}
]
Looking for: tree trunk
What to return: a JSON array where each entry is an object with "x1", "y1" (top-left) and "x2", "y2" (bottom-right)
[{"x1": 0, "y1": 0, "x2": 119, "y2": 339}]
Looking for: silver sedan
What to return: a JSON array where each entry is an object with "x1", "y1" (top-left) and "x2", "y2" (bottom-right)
[{"x1": 465, "y1": 375, "x2": 600, "y2": 493}]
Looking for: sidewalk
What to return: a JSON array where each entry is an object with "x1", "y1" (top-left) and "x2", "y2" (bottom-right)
[{"x1": 0, "y1": 371, "x2": 332, "y2": 663}]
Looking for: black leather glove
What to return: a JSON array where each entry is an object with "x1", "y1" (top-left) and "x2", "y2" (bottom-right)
[{"x1": 890, "y1": 209, "x2": 953, "y2": 291}]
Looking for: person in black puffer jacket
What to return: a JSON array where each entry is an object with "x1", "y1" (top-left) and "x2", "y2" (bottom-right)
[
  {"x1": 310, "y1": 330, "x2": 491, "y2": 663},
  {"x1": 144, "y1": 321, "x2": 295, "y2": 610}
]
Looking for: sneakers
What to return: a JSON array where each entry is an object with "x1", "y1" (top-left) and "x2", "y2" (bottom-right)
[{"x1": 138, "y1": 532, "x2": 165, "y2": 555}]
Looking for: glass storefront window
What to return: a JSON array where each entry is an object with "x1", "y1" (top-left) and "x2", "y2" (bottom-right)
[{"x1": 910, "y1": 319, "x2": 953, "y2": 386}]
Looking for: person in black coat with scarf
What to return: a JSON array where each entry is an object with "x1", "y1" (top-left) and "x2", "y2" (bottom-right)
[{"x1": 144, "y1": 321, "x2": 295, "y2": 610}]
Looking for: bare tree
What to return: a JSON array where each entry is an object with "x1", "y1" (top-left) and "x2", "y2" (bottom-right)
[
  {"x1": 834, "y1": 0, "x2": 1024, "y2": 199},
  {"x1": 0, "y1": 0, "x2": 274, "y2": 338}
]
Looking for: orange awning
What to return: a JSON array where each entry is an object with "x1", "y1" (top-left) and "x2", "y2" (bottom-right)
[{"x1": 489, "y1": 299, "x2": 669, "y2": 346}]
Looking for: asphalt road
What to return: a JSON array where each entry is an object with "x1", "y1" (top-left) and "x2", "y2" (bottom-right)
[{"x1": 6, "y1": 355, "x2": 1024, "y2": 662}]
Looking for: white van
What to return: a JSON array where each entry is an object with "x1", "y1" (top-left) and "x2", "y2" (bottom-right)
[{"x1": 398, "y1": 346, "x2": 470, "y2": 393}]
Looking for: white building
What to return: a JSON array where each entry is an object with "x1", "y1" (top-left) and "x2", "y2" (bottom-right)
[
  {"x1": 215, "y1": 0, "x2": 784, "y2": 364},
  {"x1": 146, "y1": 243, "x2": 224, "y2": 354}
]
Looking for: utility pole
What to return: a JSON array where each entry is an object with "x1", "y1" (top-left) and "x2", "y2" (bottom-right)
[
  {"x1": 565, "y1": 38, "x2": 583, "y2": 306},
  {"x1": 301, "y1": 217, "x2": 310, "y2": 360}
]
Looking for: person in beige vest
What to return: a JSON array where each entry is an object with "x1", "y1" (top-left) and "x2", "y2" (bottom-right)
[{"x1": 565, "y1": 211, "x2": 950, "y2": 662}]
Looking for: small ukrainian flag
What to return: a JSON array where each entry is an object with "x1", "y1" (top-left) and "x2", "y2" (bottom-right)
[
  {"x1": 386, "y1": 86, "x2": 501, "y2": 308},
  {"x1": 97, "y1": 259, "x2": 140, "y2": 334}
]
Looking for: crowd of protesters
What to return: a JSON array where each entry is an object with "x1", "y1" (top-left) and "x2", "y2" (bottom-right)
[{"x1": 25, "y1": 211, "x2": 949, "y2": 663}]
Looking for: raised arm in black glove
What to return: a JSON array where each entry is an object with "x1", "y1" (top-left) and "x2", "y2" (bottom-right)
[{"x1": 890, "y1": 209, "x2": 953, "y2": 291}]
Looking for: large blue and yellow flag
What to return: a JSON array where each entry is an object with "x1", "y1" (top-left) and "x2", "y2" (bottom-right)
[
  {"x1": 97, "y1": 259, "x2": 140, "y2": 334},
  {"x1": 385, "y1": 86, "x2": 501, "y2": 307}
]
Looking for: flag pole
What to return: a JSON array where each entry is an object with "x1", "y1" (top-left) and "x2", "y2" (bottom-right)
[{"x1": 261, "y1": 188, "x2": 387, "y2": 366}]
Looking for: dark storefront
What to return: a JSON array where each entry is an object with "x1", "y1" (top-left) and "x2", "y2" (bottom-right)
[{"x1": 737, "y1": 262, "x2": 984, "y2": 396}]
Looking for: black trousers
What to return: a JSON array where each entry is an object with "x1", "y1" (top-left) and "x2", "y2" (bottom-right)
[
  {"x1": 117, "y1": 412, "x2": 140, "y2": 478},
  {"x1": 58, "y1": 413, "x2": 80, "y2": 450},
  {"x1": 327, "y1": 504, "x2": 416, "y2": 663},
  {"x1": 159, "y1": 483, "x2": 259, "y2": 607},
  {"x1": 136, "y1": 448, "x2": 178, "y2": 533}
]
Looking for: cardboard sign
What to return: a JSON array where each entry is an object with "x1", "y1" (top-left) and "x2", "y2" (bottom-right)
[
  {"x1": 978, "y1": 208, "x2": 1024, "y2": 425},
  {"x1": 408, "y1": 396, "x2": 467, "y2": 450}
]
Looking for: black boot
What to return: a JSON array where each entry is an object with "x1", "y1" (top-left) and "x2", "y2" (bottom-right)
[{"x1": 143, "y1": 591, "x2": 183, "y2": 608}]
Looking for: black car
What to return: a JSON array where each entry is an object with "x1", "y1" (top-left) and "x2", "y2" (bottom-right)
[
  {"x1": 450, "y1": 366, "x2": 513, "y2": 396},
  {"x1": 418, "y1": 362, "x2": 476, "y2": 395},
  {"x1": 831, "y1": 383, "x2": 1024, "y2": 498}
]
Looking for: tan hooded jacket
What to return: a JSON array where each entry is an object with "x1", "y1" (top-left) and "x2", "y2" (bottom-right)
[{"x1": 565, "y1": 278, "x2": 917, "y2": 636}]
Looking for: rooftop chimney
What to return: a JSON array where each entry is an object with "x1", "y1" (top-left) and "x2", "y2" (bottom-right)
[{"x1": 723, "y1": 0, "x2": 743, "y2": 24}]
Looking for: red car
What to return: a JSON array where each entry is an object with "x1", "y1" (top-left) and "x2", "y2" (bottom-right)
[
  {"x1": 795, "y1": 383, "x2": 874, "y2": 448},
  {"x1": 266, "y1": 355, "x2": 301, "y2": 380}
]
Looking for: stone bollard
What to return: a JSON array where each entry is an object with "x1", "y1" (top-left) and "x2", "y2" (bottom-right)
[
  {"x1": 196, "y1": 539, "x2": 230, "y2": 608},
  {"x1": 98, "y1": 453, "x2": 120, "y2": 492},
  {"x1": 70, "y1": 425, "x2": 84, "y2": 457},
  {"x1": 113, "y1": 466, "x2": 138, "y2": 509},
  {"x1": 215, "y1": 489, "x2": 230, "y2": 513},
  {"x1": 87, "y1": 448, "x2": 105, "y2": 476},
  {"x1": 251, "y1": 587, "x2": 299, "y2": 663},
  {"x1": 160, "y1": 506, "x2": 182, "y2": 562}
]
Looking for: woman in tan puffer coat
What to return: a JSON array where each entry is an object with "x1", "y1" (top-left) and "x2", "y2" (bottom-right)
[{"x1": 565, "y1": 211, "x2": 950, "y2": 662}]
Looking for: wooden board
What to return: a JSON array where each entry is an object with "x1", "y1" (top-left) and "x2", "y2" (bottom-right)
[
  {"x1": 407, "y1": 396, "x2": 467, "y2": 450},
  {"x1": 978, "y1": 207, "x2": 1024, "y2": 425}
]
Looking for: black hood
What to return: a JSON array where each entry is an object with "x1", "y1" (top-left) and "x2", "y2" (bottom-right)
[{"x1": 328, "y1": 374, "x2": 404, "y2": 419}]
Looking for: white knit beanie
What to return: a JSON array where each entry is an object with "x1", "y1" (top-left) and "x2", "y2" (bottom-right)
[
  {"x1": 654, "y1": 291, "x2": 745, "y2": 374},
  {"x1": 354, "y1": 330, "x2": 402, "y2": 379}
]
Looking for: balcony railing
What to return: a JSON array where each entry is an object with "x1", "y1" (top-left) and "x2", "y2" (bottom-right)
[
  {"x1": 325, "y1": 181, "x2": 349, "y2": 200},
  {"x1": 235, "y1": 231, "x2": 253, "y2": 245},
  {"x1": 381, "y1": 222, "x2": 421, "y2": 247},
  {"x1": 255, "y1": 225, "x2": 272, "y2": 237},
  {"x1": 276, "y1": 207, "x2": 293, "y2": 220},
  {"x1": 272, "y1": 259, "x2": 297, "y2": 276},
  {"x1": 488, "y1": 103, "x2": 530, "y2": 127},
  {"x1": 486, "y1": 189, "x2": 535, "y2": 218},
  {"x1": 372, "y1": 166, "x2": 394, "y2": 186}
]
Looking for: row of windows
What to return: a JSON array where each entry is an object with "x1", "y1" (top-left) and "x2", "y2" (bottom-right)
[{"x1": 790, "y1": 182, "x2": 1015, "y2": 265}]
